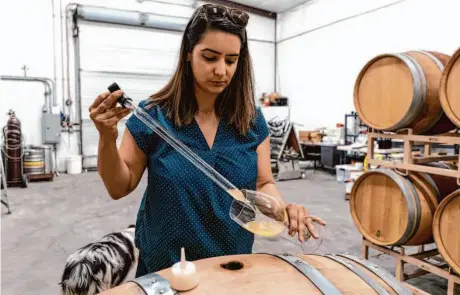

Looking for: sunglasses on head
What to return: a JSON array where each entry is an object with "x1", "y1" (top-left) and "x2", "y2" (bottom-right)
[{"x1": 196, "y1": 4, "x2": 249, "y2": 27}]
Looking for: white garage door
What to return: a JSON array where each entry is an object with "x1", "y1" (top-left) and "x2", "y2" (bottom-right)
[
  {"x1": 77, "y1": 20, "x2": 182, "y2": 168},
  {"x1": 75, "y1": 8, "x2": 275, "y2": 169}
]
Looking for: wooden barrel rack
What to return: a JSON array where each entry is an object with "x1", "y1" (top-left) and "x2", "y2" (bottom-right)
[
  {"x1": 359, "y1": 128, "x2": 460, "y2": 295},
  {"x1": 361, "y1": 238, "x2": 460, "y2": 295},
  {"x1": 365, "y1": 128, "x2": 460, "y2": 183}
]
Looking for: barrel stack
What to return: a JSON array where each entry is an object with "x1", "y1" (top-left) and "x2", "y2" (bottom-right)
[{"x1": 350, "y1": 47, "x2": 460, "y2": 294}]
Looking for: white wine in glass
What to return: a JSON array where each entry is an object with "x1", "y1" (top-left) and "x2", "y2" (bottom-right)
[{"x1": 229, "y1": 189, "x2": 325, "y2": 254}]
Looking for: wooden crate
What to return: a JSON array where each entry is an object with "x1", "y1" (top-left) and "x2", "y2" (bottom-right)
[{"x1": 362, "y1": 238, "x2": 460, "y2": 295}]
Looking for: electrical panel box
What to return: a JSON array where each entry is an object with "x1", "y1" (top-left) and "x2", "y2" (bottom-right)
[{"x1": 42, "y1": 114, "x2": 61, "y2": 144}]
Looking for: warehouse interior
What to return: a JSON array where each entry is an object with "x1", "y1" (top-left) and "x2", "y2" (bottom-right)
[{"x1": 1, "y1": 0, "x2": 460, "y2": 294}]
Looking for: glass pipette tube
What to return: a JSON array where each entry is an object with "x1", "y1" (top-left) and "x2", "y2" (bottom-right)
[{"x1": 108, "y1": 83, "x2": 242, "y2": 201}]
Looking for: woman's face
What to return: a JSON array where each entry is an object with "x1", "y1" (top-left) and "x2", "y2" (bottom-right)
[{"x1": 188, "y1": 30, "x2": 241, "y2": 95}]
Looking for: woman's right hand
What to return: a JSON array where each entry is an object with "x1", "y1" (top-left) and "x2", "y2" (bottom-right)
[{"x1": 89, "y1": 89, "x2": 131, "y2": 141}]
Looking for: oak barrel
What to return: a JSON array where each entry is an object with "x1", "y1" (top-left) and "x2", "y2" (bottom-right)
[
  {"x1": 440, "y1": 47, "x2": 460, "y2": 128},
  {"x1": 433, "y1": 189, "x2": 460, "y2": 275},
  {"x1": 354, "y1": 50, "x2": 456, "y2": 135},
  {"x1": 99, "y1": 253, "x2": 412, "y2": 295},
  {"x1": 350, "y1": 169, "x2": 440, "y2": 246}
]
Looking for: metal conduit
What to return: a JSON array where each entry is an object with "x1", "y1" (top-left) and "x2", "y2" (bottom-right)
[
  {"x1": 72, "y1": 4, "x2": 189, "y2": 31},
  {"x1": 0, "y1": 75, "x2": 55, "y2": 112}
]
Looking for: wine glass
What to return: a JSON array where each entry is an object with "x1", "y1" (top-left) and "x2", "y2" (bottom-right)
[{"x1": 229, "y1": 189, "x2": 326, "y2": 254}]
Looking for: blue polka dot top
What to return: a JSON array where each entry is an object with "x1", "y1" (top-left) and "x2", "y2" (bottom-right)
[{"x1": 125, "y1": 100, "x2": 270, "y2": 276}]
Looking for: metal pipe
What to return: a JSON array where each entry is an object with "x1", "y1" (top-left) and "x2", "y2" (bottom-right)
[
  {"x1": 43, "y1": 77, "x2": 57, "y2": 107},
  {"x1": 66, "y1": 4, "x2": 77, "y2": 123},
  {"x1": 0, "y1": 75, "x2": 53, "y2": 112},
  {"x1": 74, "y1": 4, "x2": 189, "y2": 32},
  {"x1": 274, "y1": 16, "x2": 277, "y2": 92},
  {"x1": 51, "y1": 0, "x2": 58, "y2": 107},
  {"x1": 73, "y1": 21, "x2": 83, "y2": 156},
  {"x1": 60, "y1": 0, "x2": 67, "y2": 114}
]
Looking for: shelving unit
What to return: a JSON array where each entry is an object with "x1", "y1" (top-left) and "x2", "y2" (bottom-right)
[
  {"x1": 339, "y1": 112, "x2": 368, "y2": 165},
  {"x1": 344, "y1": 111, "x2": 367, "y2": 145}
]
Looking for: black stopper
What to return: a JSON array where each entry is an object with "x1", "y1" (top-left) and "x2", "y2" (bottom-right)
[
  {"x1": 108, "y1": 82, "x2": 120, "y2": 93},
  {"x1": 107, "y1": 82, "x2": 132, "y2": 108}
]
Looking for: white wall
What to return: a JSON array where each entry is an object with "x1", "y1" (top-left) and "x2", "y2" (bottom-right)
[
  {"x1": 0, "y1": 0, "x2": 275, "y2": 172},
  {"x1": 276, "y1": 0, "x2": 460, "y2": 131}
]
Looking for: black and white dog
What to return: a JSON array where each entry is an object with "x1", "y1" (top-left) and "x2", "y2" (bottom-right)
[{"x1": 59, "y1": 225, "x2": 139, "y2": 295}]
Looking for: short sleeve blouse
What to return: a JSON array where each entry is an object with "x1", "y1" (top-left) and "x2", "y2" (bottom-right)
[{"x1": 125, "y1": 100, "x2": 270, "y2": 274}]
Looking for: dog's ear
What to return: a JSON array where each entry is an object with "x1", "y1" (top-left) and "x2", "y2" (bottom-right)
[{"x1": 128, "y1": 224, "x2": 136, "y2": 229}]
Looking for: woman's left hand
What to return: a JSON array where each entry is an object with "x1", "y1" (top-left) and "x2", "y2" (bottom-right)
[{"x1": 285, "y1": 203, "x2": 327, "y2": 242}]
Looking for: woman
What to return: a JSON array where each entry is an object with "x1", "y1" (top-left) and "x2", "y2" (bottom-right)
[{"x1": 89, "y1": 3, "x2": 325, "y2": 277}]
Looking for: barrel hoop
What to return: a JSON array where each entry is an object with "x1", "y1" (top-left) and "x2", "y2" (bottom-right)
[
  {"x1": 386, "y1": 53, "x2": 425, "y2": 131},
  {"x1": 24, "y1": 161, "x2": 45, "y2": 165},
  {"x1": 403, "y1": 53, "x2": 427, "y2": 105},
  {"x1": 337, "y1": 255, "x2": 412, "y2": 295},
  {"x1": 401, "y1": 178, "x2": 422, "y2": 244},
  {"x1": 24, "y1": 149, "x2": 44, "y2": 154},
  {"x1": 324, "y1": 255, "x2": 390, "y2": 295},
  {"x1": 399, "y1": 53, "x2": 427, "y2": 128},
  {"x1": 418, "y1": 172, "x2": 441, "y2": 207},
  {"x1": 416, "y1": 51, "x2": 445, "y2": 71},
  {"x1": 414, "y1": 50, "x2": 446, "y2": 133},
  {"x1": 375, "y1": 169, "x2": 419, "y2": 245},
  {"x1": 128, "y1": 272, "x2": 178, "y2": 295},
  {"x1": 269, "y1": 253, "x2": 343, "y2": 295},
  {"x1": 24, "y1": 156, "x2": 44, "y2": 160},
  {"x1": 423, "y1": 172, "x2": 441, "y2": 198},
  {"x1": 24, "y1": 155, "x2": 44, "y2": 159}
]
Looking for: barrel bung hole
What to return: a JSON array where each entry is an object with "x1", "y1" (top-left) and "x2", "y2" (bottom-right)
[{"x1": 220, "y1": 261, "x2": 244, "y2": 271}]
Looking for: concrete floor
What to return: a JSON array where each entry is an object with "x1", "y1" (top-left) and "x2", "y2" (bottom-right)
[{"x1": 1, "y1": 169, "x2": 458, "y2": 295}]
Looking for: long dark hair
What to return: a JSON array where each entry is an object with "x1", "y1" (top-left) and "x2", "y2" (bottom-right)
[{"x1": 146, "y1": 4, "x2": 256, "y2": 135}]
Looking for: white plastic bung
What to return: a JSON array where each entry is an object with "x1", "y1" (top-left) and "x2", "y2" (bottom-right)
[{"x1": 169, "y1": 247, "x2": 199, "y2": 291}]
